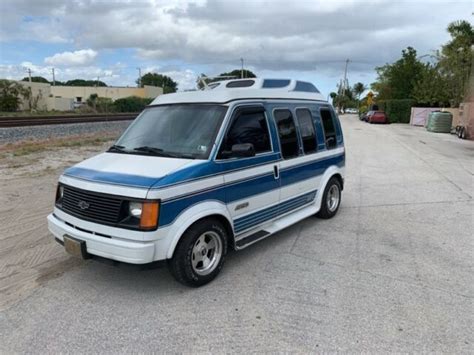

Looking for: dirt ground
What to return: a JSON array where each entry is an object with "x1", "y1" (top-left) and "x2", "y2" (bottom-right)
[{"x1": 0, "y1": 138, "x2": 114, "y2": 311}]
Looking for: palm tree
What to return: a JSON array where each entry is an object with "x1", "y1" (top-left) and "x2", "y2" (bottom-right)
[{"x1": 353, "y1": 82, "x2": 367, "y2": 101}]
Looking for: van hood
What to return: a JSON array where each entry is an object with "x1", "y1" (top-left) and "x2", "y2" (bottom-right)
[{"x1": 62, "y1": 152, "x2": 199, "y2": 189}]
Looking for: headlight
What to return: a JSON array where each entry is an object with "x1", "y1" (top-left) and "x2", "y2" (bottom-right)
[
  {"x1": 129, "y1": 202, "x2": 142, "y2": 217},
  {"x1": 55, "y1": 185, "x2": 64, "y2": 205},
  {"x1": 123, "y1": 201, "x2": 160, "y2": 230}
]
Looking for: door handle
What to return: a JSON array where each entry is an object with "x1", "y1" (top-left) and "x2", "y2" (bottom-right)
[{"x1": 273, "y1": 165, "x2": 279, "y2": 179}]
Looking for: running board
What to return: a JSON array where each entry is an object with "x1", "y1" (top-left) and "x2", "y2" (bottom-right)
[
  {"x1": 235, "y1": 230, "x2": 270, "y2": 249},
  {"x1": 234, "y1": 202, "x2": 320, "y2": 250}
]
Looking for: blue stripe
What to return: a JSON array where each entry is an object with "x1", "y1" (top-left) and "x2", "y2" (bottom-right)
[
  {"x1": 234, "y1": 190, "x2": 317, "y2": 233},
  {"x1": 64, "y1": 167, "x2": 158, "y2": 188}
]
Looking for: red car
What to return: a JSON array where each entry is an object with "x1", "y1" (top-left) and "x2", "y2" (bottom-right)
[{"x1": 368, "y1": 111, "x2": 388, "y2": 124}]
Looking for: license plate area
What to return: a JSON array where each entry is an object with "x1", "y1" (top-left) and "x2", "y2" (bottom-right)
[{"x1": 63, "y1": 235, "x2": 90, "y2": 259}]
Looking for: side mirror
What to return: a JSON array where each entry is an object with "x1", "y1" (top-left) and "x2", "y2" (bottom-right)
[
  {"x1": 326, "y1": 137, "x2": 335, "y2": 147},
  {"x1": 231, "y1": 143, "x2": 255, "y2": 157}
]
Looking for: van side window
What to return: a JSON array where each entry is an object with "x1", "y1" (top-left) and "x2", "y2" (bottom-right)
[
  {"x1": 295, "y1": 108, "x2": 317, "y2": 154},
  {"x1": 320, "y1": 109, "x2": 337, "y2": 149},
  {"x1": 274, "y1": 109, "x2": 299, "y2": 159},
  {"x1": 218, "y1": 110, "x2": 271, "y2": 158}
]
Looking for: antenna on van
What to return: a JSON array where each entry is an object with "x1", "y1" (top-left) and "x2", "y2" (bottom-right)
[{"x1": 197, "y1": 75, "x2": 240, "y2": 90}]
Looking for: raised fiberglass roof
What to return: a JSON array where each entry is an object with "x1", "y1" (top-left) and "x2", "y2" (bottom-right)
[{"x1": 150, "y1": 78, "x2": 326, "y2": 105}]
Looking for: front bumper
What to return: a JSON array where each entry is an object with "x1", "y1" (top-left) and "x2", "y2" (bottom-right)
[{"x1": 47, "y1": 213, "x2": 156, "y2": 264}]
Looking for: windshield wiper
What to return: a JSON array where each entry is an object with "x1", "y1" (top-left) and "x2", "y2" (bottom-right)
[
  {"x1": 107, "y1": 144, "x2": 128, "y2": 153},
  {"x1": 133, "y1": 146, "x2": 196, "y2": 159},
  {"x1": 133, "y1": 146, "x2": 176, "y2": 157}
]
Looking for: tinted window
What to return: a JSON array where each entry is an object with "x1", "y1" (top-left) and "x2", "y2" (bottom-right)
[
  {"x1": 294, "y1": 81, "x2": 320, "y2": 93},
  {"x1": 219, "y1": 110, "x2": 271, "y2": 158},
  {"x1": 320, "y1": 109, "x2": 337, "y2": 149},
  {"x1": 296, "y1": 109, "x2": 317, "y2": 154},
  {"x1": 226, "y1": 80, "x2": 255, "y2": 88},
  {"x1": 262, "y1": 79, "x2": 291, "y2": 88},
  {"x1": 274, "y1": 109, "x2": 299, "y2": 159}
]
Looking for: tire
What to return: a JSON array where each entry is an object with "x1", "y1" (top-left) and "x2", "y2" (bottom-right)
[
  {"x1": 316, "y1": 177, "x2": 342, "y2": 219},
  {"x1": 168, "y1": 218, "x2": 228, "y2": 287},
  {"x1": 460, "y1": 127, "x2": 466, "y2": 139}
]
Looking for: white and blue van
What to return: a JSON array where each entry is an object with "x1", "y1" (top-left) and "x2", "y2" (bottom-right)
[{"x1": 48, "y1": 78, "x2": 345, "y2": 286}]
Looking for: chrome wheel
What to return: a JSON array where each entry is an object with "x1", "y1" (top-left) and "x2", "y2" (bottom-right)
[
  {"x1": 326, "y1": 184, "x2": 340, "y2": 212},
  {"x1": 191, "y1": 231, "x2": 222, "y2": 276}
]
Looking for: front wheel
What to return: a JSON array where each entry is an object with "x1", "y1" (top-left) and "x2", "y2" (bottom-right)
[
  {"x1": 168, "y1": 218, "x2": 228, "y2": 287},
  {"x1": 316, "y1": 177, "x2": 342, "y2": 219}
]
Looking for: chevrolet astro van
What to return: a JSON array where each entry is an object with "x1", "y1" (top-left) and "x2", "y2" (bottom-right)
[{"x1": 48, "y1": 78, "x2": 345, "y2": 286}]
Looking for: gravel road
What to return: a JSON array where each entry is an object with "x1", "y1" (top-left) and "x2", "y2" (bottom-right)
[
  {"x1": 0, "y1": 120, "x2": 132, "y2": 144},
  {"x1": 0, "y1": 115, "x2": 472, "y2": 353}
]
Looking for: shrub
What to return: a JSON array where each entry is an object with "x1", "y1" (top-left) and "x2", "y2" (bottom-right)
[
  {"x1": 114, "y1": 96, "x2": 153, "y2": 112},
  {"x1": 377, "y1": 99, "x2": 414, "y2": 123}
]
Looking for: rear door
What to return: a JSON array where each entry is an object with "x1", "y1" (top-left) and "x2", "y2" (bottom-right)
[{"x1": 275, "y1": 107, "x2": 319, "y2": 206}]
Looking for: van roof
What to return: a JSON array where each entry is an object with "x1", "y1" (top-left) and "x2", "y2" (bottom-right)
[{"x1": 150, "y1": 78, "x2": 326, "y2": 105}]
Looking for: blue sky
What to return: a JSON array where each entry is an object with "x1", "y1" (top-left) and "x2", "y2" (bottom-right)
[{"x1": 0, "y1": 0, "x2": 471, "y2": 97}]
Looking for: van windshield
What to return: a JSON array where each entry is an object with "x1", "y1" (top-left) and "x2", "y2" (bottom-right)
[{"x1": 112, "y1": 104, "x2": 227, "y2": 159}]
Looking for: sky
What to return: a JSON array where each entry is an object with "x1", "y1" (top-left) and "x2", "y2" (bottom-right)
[{"x1": 0, "y1": 0, "x2": 472, "y2": 97}]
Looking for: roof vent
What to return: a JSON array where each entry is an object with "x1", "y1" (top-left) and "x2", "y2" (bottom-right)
[
  {"x1": 293, "y1": 81, "x2": 320, "y2": 93},
  {"x1": 226, "y1": 80, "x2": 255, "y2": 88}
]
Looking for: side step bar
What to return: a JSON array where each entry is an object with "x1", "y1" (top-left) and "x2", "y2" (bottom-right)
[{"x1": 235, "y1": 230, "x2": 270, "y2": 249}]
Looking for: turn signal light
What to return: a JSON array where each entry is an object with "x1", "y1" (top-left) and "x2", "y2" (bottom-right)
[{"x1": 140, "y1": 202, "x2": 160, "y2": 229}]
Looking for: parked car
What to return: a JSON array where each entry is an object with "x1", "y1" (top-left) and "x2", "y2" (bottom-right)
[
  {"x1": 48, "y1": 78, "x2": 345, "y2": 287},
  {"x1": 360, "y1": 110, "x2": 374, "y2": 121},
  {"x1": 368, "y1": 111, "x2": 389, "y2": 124}
]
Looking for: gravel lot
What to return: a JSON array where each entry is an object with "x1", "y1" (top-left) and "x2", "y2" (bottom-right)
[
  {"x1": 0, "y1": 115, "x2": 472, "y2": 353},
  {"x1": 0, "y1": 120, "x2": 131, "y2": 144}
]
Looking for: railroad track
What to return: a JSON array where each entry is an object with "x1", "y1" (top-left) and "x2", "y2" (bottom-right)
[{"x1": 0, "y1": 113, "x2": 137, "y2": 128}]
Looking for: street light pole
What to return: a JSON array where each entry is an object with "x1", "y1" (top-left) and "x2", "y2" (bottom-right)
[{"x1": 240, "y1": 58, "x2": 244, "y2": 79}]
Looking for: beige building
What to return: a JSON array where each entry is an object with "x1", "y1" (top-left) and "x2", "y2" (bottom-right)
[{"x1": 16, "y1": 81, "x2": 162, "y2": 111}]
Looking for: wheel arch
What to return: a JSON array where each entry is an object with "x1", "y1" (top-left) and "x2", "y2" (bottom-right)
[
  {"x1": 165, "y1": 201, "x2": 234, "y2": 259},
  {"x1": 315, "y1": 165, "x2": 345, "y2": 212}
]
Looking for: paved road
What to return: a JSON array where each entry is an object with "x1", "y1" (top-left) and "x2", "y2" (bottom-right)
[{"x1": 1, "y1": 115, "x2": 473, "y2": 353}]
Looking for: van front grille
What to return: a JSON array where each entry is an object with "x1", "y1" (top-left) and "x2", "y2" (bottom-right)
[{"x1": 59, "y1": 185, "x2": 123, "y2": 224}]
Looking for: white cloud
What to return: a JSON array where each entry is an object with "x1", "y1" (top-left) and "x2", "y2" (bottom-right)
[
  {"x1": 44, "y1": 49, "x2": 98, "y2": 67},
  {"x1": 1, "y1": 0, "x2": 472, "y2": 92}
]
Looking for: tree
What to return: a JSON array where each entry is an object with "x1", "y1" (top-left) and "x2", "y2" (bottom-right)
[
  {"x1": 437, "y1": 20, "x2": 473, "y2": 106},
  {"x1": 114, "y1": 96, "x2": 153, "y2": 112},
  {"x1": 353, "y1": 82, "x2": 367, "y2": 100},
  {"x1": 197, "y1": 69, "x2": 257, "y2": 89},
  {"x1": 64, "y1": 79, "x2": 107, "y2": 87},
  {"x1": 0, "y1": 80, "x2": 31, "y2": 111},
  {"x1": 139, "y1": 73, "x2": 177, "y2": 93},
  {"x1": 412, "y1": 20, "x2": 473, "y2": 107},
  {"x1": 372, "y1": 47, "x2": 425, "y2": 101},
  {"x1": 21, "y1": 76, "x2": 49, "y2": 84}
]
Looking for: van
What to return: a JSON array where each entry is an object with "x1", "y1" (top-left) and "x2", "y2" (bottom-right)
[{"x1": 47, "y1": 78, "x2": 345, "y2": 286}]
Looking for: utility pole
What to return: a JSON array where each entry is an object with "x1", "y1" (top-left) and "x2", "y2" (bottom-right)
[
  {"x1": 51, "y1": 68, "x2": 56, "y2": 86},
  {"x1": 25, "y1": 67, "x2": 32, "y2": 82},
  {"x1": 240, "y1": 58, "x2": 244, "y2": 79},
  {"x1": 342, "y1": 59, "x2": 350, "y2": 96},
  {"x1": 136, "y1": 67, "x2": 142, "y2": 88}
]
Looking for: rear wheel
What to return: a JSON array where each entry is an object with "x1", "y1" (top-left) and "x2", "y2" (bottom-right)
[
  {"x1": 317, "y1": 177, "x2": 342, "y2": 219},
  {"x1": 168, "y1": 218, "x2": 228, "y2": 287}
]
